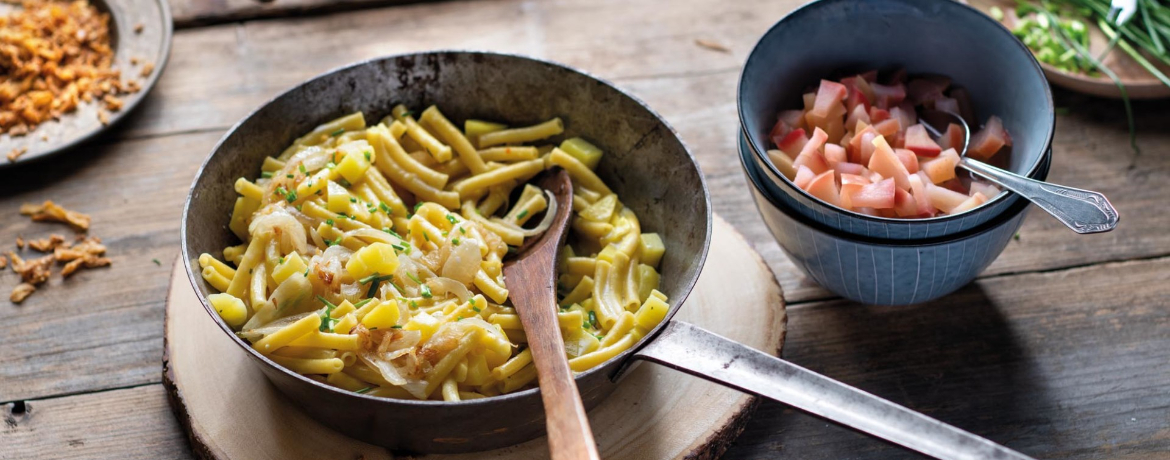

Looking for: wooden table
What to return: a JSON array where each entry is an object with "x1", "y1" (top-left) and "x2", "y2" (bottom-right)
[{"x1": 2, "y1": 0, "x2": 1167, "y2": 458}]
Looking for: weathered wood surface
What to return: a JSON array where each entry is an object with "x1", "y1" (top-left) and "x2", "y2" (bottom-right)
[
  {"x1": 0, "y1": 0, "x2": 1168, "y2": 458},
  {"x1": 168, "y1": 0, "x2": 423, "y2": 27},
  {"x1": 5, "y1": 255, "x2": 1166, "y2": 459}
]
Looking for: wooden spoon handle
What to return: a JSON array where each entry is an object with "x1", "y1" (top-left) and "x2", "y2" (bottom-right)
[{"x1": 525, "y1": 307, "x2": 601, "y2": 460}]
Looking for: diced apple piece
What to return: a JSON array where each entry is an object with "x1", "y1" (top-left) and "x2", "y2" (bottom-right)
[
  {"x1": 793, "y1": 165, "x2": 815, "y2": 189},
  {"x1": 840, "y1": 183, "x2": 861, "y2": 209},
  {"x1": 775, "y1": 128, "x2": 809, "y2": 159},
  {"x1": 907, "y1": 77, "x2": 948, "y2": 106},
  {"x1": 869, "y1": 107, "x2": 891, "y2": 123},
  {"x1": 824, "y1": 143, "x2": 847, "y2": 166},
  {"x1": 925, "y1": 182, "x2": 970, "y2": 214},
  {"x1": 889, "y1": 104, "x2": 917, "y2": 130},
  {"x1": 949, "y1": 192, "x2": 988, "y2": 214},
  {"x1": 867, "y1": 136, "x2": 911, "y2": 190},
  {"x1": 969, "y1": 180, "x2": 1001, "y2": 199},
  {"x1": 834, "y1": 162, "x2": 867, "y2": 176},
  {"x1": 778, "y1": 110, "x2": 805, "y2": 130},
  {"x1": 894, "y1": 188, "x2": 918, "y2": 217},
  {"x1": 855, "y1": 206, "x2": 880, "y2": 216},
  {"x1": 767, "y1": 149, "x2": 797, "y2": 180},
  {"x1": 846, "y1": 104, "x2": 871, "y2": 130},
  {"x1": 858, "y1": 131, "x2": 878, "y2": 166},
  {"x1": 821, "y1": 103, "x2": 847, "y2": 143},
  {"x1": 934, "y1": 97, "x2": 960, "y2": 114},
  {"x1": 937, "y1": 123, "x2": 965, "y2": 152},
  {"x1": 794, "y1": 127, "x2": 830, "y2": 174},
  {"x1": 968, "y1": 116, "x2": 1008, "y2": 161},
  {"x1": 873, "y1": 118, "x2": 901, "y2": 137},
  {"x1": 848, "y1": 126, "x2": 877, "y2": 163},
  {"x1": 870, "y1": 83, "x2": 906, "y2": 108},
  {"x1": 904, "y1": 124, "x2": 942, "y2": 157},
  {"x1": 860, "y1": 70, "x2": 879, "y2": 82},
  {"x1": 883, "y1": 68, "x2": 907, "y2": 84},
  {"x1": 920, "y1": 148, "x2": 960, "y2": 184},
  {"x1": 804, "y1": 170, "x2": 841, "y2": 207},
  {"x1": 850, "y1": 177, "x2": 896, "y2": 209},
  {"x1": 840, "y1": 173, "x2": 871, "y2": 185},
  {"x1": 802, "y1": 92, "x2": 815, "y2": 111},
  {"x1": 810, "y1": 80, "x2": 849, "y2": 120},
  {"x1": 894, "y1": 148, "x2": 919, "y2": 174},
  {"x1": 907, "y1": 174, "x2": 933, "y2": 217}
]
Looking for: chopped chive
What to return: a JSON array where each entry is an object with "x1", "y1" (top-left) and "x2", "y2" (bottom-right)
[
  {"x1": 409, "y1": 300, "x2": 419, "y2": 309},
  {"x1": 338, "y1": 179, "x2": 351, "y2": 188},
  {"x1": 379, "y1": 202, "x2": 391, "y2": 213},
  {"x1": 386, "y1": 228, "x2": 402, "y2": 239},
  {"x1": 517, "y1": 209, "x2": 528, "y2": 219},
  {"x1": 279, "y1": 256, "x2": 285, "y2": 264},
  {"x1": 326, "y1": 162, "x2": 337, "y2": 169},
  {"x1": 364, "y1": 151, "x2": 372, "y2": 161},
  {"x1": 406, "y1": 272, "x2": 422, "y2": 284},
  {"x1": 445, "y1": 214, "x2": 458, "y2": 225},
  {"x1": 369, "y1": 327, "x2": 378, "y2": 330},
  {"x1": 152, "y1": 258, "x2": 161, "y2": 266},
  {"x1": 423, "y1": 233, "x2": 430, "y2": 242},
  {"x1": 468, "y1": 297, "x2": 476, "y2": 307},
  {"x1": 359, "y1": 272, "x2": 383, "y2": 284},
  {"x1": 355, "y1": 387, "x2": 372, "y2": 394},
  {"x1": 459, "y1": 227, "x2": 466, "y2": 234},
  {"x1": 420, "y1": 284, "x2": 433, "y2": 299},
  {"x1": 296, "y1": 204, "x2": 303, "y2": 211},
  {"x1": 285, "y1": 190, "x2": 298, "y2": 203},
  {"x1": 390, "y1": 325, "x2": 403, "y2": 329},
  {"x1": 299, "y1": 164, "x2": 308, "y2": 175},
  {"x1": 452, "y1": 238, "x2": 461, "y2": 246},
  {"x1": 275, "y1": 186, "x2": 288, "y2": 197},
  {"x1": 317, "y1": 296, "x2": 338, "y2": 331},
  {"x1": 456, "y1": 316, "x2": 464, "y2": 321},
  {"x1": 471, "y1": 306, "x2": 481, "y2": 313},
  {"x1": 330, "y1": 128, "x2": 345, "y2": 137},
  {"x1": 261, "y1": 171, "x2": 274, "y2": 178},
  {"x1": 350, "y1": 197, "x2": 357, "y2": 203},
  {"x1": 353, "y1": 298, "x2": 373, "y2": 308},
  {"x1": 588, "y1": 311, "x2": 598, "y2": 329},
  {"x1": 413, "y1": 202, "x2": 424, "y2": 213},
  {"x1": 391, "y1": 244, "x2": 406, "y2": 252},
  {"x1": 286, "y1": 174, "x2": 294, "y2": 179},
  {"x1": 325, "y1": 219, "x2": 334, "y2": 226}
]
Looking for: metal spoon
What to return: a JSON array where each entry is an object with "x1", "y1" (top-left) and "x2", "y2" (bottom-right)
[
  {"x1": 502, "y1": 168, "x2": 600, "y2": 460},
  {"x1": 919, "y1": 110, "x2": 1119, "y2": 234}
]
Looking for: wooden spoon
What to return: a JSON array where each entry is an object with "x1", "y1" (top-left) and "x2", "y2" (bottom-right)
[{"x1": 502, "y1": 167, "x2": 600, "y2": 460}]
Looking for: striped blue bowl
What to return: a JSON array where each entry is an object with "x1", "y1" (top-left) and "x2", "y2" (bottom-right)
[
  {"x1": 738, "y1": 0, "x2": 1054, "y2": 240},
  {"x1": 740, "y1": 133, "x2": 1030, "y2": 305}
]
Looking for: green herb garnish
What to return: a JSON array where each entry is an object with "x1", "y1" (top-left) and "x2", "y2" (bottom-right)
[
  {"x1": 517, "y1": 209, "x2": 528, "y2": 219},
  {"x1": 355, "y1": 387, "x2": 372, "y2": 394},
  {"x1": 261, "y1": 171, "x2": 274, "y2": 178},
  {"x1": 420, "y1": 284, "x2": 433, "y2": 299},
  {"x1": 353, "y1": 298, "x2": 374, "y2": 308},
  {"x1": 330, "y1": 128, "x2": 345, "y2": 137},
  {"x1": 588, "y1": 311, "x2": 598, "y2": 329}
]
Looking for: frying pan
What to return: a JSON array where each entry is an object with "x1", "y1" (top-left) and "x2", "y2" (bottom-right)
[{"x1": 181, "y1": 51, "x2": 1034, "y2": 459}]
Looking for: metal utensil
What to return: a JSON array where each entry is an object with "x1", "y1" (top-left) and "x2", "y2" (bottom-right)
[
  {"x1": 920, "y1": 110, "x2": 1119, "y2": 234},
  {"x1": 503, "y1": 169, "x2": 600, "y2": 460}
]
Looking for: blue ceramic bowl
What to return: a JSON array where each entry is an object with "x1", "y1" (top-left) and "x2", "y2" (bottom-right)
[
  {"x1": 740, "y1": 134, "x2": 1029, "y2": 305},
  {"x1": 738, "y1": 0, "x2": 1054, "y2": 240}
]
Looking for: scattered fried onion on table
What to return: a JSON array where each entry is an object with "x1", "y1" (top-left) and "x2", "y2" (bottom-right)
[
  {"x1": 0, "y1": 0, "x2": 143, "y2": 158},
  {"x1": 7, "y1": 200, "x2": 109, "y2": 303}
]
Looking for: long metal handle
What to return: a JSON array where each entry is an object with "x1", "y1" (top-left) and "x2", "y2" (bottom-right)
[
  {"x1": 959, "y1": 158, "x2": 1118, "y2": 234},
  {"x1": 631, "y1": 321, "x2": 1034, "y2": 460}
]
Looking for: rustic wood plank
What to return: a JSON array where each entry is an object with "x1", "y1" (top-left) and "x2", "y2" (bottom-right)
[
  {"x1": 1, "y1": 385, "x2": 193, "y2": 460},
  {"x1": 0, "y1": 131, "x2": 223, "y2": 402},
  {"x1": 168, "y1": 0, "x2": 422, "y2": 28},
  {"x1": 4, "y1": 256, "x2": 1165, "y2": 459},
  {"x1": 725, "y1": 256, "x2": 1170, "y2": 459}
]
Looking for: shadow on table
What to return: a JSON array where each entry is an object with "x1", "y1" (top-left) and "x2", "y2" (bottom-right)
[{"x1": 724, "y1": 282, "x2": 1057, "y2": 459}]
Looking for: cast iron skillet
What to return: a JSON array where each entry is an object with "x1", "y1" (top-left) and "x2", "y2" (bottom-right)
[{"x1": 181, "y1": 51, "x2": 1034, "y2": 459}]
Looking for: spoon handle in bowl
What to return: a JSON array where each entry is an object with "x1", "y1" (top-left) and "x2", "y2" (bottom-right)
[
  {"x1": 959, "y1": 158, "x2": 1119, "y2": 234},
  {"x1": 632, "y1": 321, "x2": 1036, "y2": 460}
]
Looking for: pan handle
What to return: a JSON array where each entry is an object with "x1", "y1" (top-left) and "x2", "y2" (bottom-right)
[{"x1": 629, "y1": 321, "x2": 1034, "y2": 460}]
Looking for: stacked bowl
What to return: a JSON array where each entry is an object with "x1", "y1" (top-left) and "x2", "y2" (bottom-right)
[{"x1": 737, "y1": 0, "x2": 1056, "y2": 305}]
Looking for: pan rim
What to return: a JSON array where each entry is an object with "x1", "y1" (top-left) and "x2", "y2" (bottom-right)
[{"x1": 180, "y1": 50, "x2": 713, "y2": 408}]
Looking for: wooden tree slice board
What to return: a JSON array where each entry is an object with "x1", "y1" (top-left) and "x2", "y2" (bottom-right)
[
  {"x1": 162, "y1": 215, "x2": 787, "y2": 460},
  {"x1": 971, "y1": 0, "x2": 1170, "y2": 99}
]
